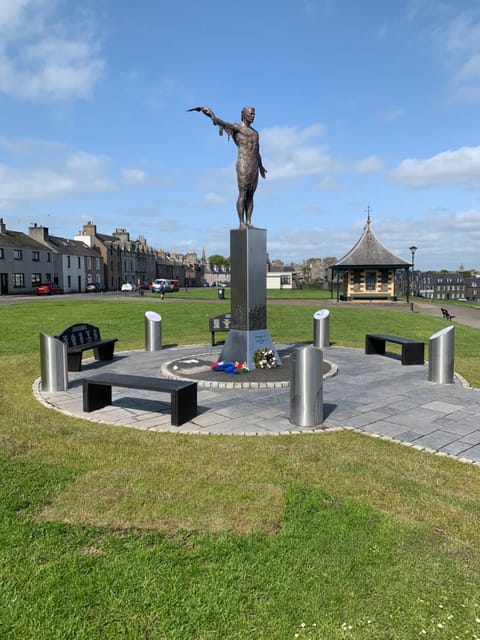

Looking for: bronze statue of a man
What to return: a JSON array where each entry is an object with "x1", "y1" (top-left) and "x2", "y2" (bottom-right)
[{"x1": 188, "y1": 106, "x2": 267, "y2": 228}]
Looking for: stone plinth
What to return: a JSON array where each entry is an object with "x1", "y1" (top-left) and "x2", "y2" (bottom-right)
[{"x1": 219, "y1": 228, "x2": 281, "y2": 369}]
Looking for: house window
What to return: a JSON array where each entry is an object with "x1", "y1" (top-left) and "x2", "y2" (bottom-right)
[
  {"x1": 280, "y1": 274, "x2": 291, "y2": 285},
  {"x1": 13, "y1": 249, "x2": 22, "y2": 260},
  {"x1": 32, "y1": 251, "x2": 40, "y2": 262},
  {"x1": 77, "y1": 257, "x2": 81, "y2": 268},
  {"x1": 365, "y1": 271, "x2": 377, "y2": 291},
  {"x1": 67, "y1": 256, "x2": 71, "y2": 268},
  {"x1": 0, "y1": 248, "x2": 3, "y2": 259},
  {"x1": 96, "y1": 257, "x2": 101, "y2": 270},
  {"x1": 47, "y1": 252, "x2": 51, "y2": 262},
  {"x1": 67, "y1": 275, "x2": 71, "y2": 288},
  {"x1": 13, "y1": 273, "x2": 25, "y2": 287},
  {"x1": 32, "y1": 273, "x2": 42, "y2": 286}
]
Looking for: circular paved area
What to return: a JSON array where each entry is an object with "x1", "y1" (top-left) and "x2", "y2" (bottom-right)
[{"x1": 34, "y1": 342, "x2": 480, "y2": 465}]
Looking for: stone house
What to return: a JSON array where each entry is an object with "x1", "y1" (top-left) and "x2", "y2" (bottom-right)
[{"x1": 0, "y1": 218, "x2": 53, "y2": 295}]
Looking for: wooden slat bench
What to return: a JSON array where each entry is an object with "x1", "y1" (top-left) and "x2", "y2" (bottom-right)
[
  {"x1": 209, "y1": 312, "x2": 231, "y2": 346},
  {"x1": 56, "y1": 323, "x2": 117, "y2": 372},
  {"x1": 365, "y1": 333, "x2": 424, "y2": 365},
  {"x1": 82, "y1": 373, "x2": 198, "y2": 426}
]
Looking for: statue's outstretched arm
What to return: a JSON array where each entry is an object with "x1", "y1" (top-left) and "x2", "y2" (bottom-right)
[{"x1": 188, "y1": 106, "x2": 238, "y2": 137}]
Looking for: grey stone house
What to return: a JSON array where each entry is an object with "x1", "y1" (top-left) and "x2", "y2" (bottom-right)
[
  {"x1": 29, "y1": 224, "x2": 102, "y2": 293},
  {"x1": 0, "y1": 218, "x2": 53, "y2": 295}
]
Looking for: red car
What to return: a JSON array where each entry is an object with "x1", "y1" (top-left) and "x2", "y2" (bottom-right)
[{"x1": 35, "y1": 283, "x2": 64, "y2": 295}]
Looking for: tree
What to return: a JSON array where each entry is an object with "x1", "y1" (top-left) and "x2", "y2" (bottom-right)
[{"x1": 208, "y1": 254, "x2": 227, "y2": 266}]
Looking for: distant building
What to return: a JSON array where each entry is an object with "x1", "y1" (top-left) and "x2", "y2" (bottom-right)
[
  {"x1": 331, "y1": 215, "x2": 410, "y2": 301},
  {"x1": 0, "y1": 217, "x2": 53, "y2": 295},
  {"x1": 29, "y1": 223, "x2": 101, "y2": 293},
  {"x1": 418, "y1": 272, "x2": 479, "y2": 301},
  {"x1": 75, "y1": 221, "x2": 157, "y2": 290}
]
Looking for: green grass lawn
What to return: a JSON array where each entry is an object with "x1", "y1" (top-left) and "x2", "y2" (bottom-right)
[{"x1": 1, "y1": 299, "x2": 480, "y2": 639}]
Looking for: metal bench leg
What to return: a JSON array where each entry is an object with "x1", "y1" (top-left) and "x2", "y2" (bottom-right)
[
  {"x1": 83, "y1": 382, "x2": 112, "y2": 412},
  {"x1": 365, "y1": 336, "x2": 385, "y2": 355},
  {"x1": 94, "y1": 344, "x2": 115, "y2": 361},
  {"x1": 402, "y1": 343, "x2": 424, "y2": 365},
  {"x1": 68, "y1": 352, "x2": 83, "y2": 372},
  {"x1": 171, "y1": 384, "x2": 198, "y2": 426}
]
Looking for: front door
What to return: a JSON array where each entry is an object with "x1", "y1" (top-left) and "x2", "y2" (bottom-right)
[{"x1": 0, "y1": 273, "x2": 8, "y2": 295}]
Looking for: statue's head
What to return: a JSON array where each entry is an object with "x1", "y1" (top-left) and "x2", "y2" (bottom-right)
[{"x1": 241, "y1": 106, "x2": 255, "y2": 122}]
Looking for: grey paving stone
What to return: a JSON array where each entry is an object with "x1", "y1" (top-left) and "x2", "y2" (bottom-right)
[
  {"x1": 438, "y1": 440, "x2": 474, "y2": 456},
  {"x1": 458, "y1": 430, "x2": 480, "y2": 445},
  {"x1": 407, "y1": 430, "x2": 459, "y2": 450}
]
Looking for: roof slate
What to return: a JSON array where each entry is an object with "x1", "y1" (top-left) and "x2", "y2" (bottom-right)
[
  {"x1": 333, "y1": 217, "x2": 410, "y2": 268},
  {"x1": 0, "y1": 230, "x2": 47, "y2": 250}
]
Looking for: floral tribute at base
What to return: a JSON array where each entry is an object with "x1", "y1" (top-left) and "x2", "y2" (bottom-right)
[
  {"x1": 210, "y1": 361, "x2": 249, "y2": 375},
  {"x1": 254, "y1": 347, "x2": 277, "y2": 369}
]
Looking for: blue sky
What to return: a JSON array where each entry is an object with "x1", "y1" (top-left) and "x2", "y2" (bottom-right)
[{"x1": 1, "y1": 0, "x2": 480, "y2": 270}]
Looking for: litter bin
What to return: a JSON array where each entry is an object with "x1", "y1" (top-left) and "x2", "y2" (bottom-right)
[
  {"x1": 313, "y1": 309, "x2": 330, "y2": 349},
  {"x1": 145, "y1": 311, "x2": 162, "y2": 351},
  {"x1": 428, "y1": 326, "x2": 454, "y2": 384},
  {"x1": 218, "y1": 287, "x2": 225, "y2": 300},
  {"x1": 39, "y1": 332, "x2": 68, "y2": 392},
  {"x1": 290, "y1": 346, "x2": 324, "y2": 427}
]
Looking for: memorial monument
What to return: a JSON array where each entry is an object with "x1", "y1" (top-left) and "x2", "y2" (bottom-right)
[{"x1": 189, "y1": 105, "x2": 281, "y2": 368}]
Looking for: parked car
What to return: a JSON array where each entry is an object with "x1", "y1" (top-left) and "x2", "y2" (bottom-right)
[
  {"x1": 121, "y1": 282, "x2": 136, "y2": 292},
  {"x1": 152, "y1": 279, "x2": 179, "y2": 293},
  {"x1": 35, "y1": 283, "x2": 64, "y2": 296},
  {"x1": 169, "y1": 279, "x2": 180, "y2": 292},
  {"x1": 151, "y1": 279, "x2": 165, "y2": 293},
  {"x1": 85, "y1": 282, "x2": 106, "y2": 293}
]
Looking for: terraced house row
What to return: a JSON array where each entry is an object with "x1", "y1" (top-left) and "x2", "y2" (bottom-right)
[{"x1": 0, "y1": 218, "x2": 208, "y2": 295}]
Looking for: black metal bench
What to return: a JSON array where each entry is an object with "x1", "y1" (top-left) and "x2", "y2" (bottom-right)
[
  {"x1": 441, "y1": 307, "x2": 455, "y2": 321},
  {"x1": 56, "y1": 323, "x2": 118, "y2": 372},
  {"x1": 82, "y1": 373, "x2": 197, "y2": 426},
  {"x1": 209, "y1": 312, "x2": 231, "y2": 346},
  {"x1": 365, "y1": 333, "x2": 424, "y2": 365}
]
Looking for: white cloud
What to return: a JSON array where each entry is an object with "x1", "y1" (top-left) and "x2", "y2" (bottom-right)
[
  {"x1": 0, "y1": 138, "x2": 115, "y2": 207},
  {"x1": 354, "y1": 156, "x2": 384, "y2": 173},
  {"x1": 122, "y1": 169, "x2": 149, "y2": 185},
  {"x1": 0, "y1": 0, "x2": 104, "y2": 101},
  {"x1": 391, "y1": 145, "x2": 480, "y2": 188},
  {"x1": 261, "y1": 123, "x2": 342, "y2": 179},
  {"x1": 407, "y1": 2, "x2": 480, "y2": 102},
  {"x1": 203, "y1": 192, "x2": 227, "y2": 206}
]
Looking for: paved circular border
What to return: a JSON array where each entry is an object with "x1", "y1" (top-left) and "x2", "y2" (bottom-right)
[{"x1": 159, "y1": 352, "x2": 338, "y2": 389}]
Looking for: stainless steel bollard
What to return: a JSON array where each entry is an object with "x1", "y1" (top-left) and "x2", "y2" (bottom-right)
[
  {"x1": 313, "y1": 309, "x2": 330, "y2": 348},
  {"x1": 290, "y1": 346, "x2": 324, "y2": 427},
  {"x1": 145, "y1": 311, "x2": 162, "y2": 351},
  {"x1": 39, "y1": 332, "x2": 68, "y2": 392},
  {"x1": 428, "y1": 326, "x2": 455, "y2": 384}
]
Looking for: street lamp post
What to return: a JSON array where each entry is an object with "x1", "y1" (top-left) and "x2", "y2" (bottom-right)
[{"x1": 409, "y1": 246, "x2": 417, "y2": 297}]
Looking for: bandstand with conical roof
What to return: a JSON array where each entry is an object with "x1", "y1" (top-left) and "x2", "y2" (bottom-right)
[{"x1": 331, "y1": 214, "x2": 410, "y2": 302}]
